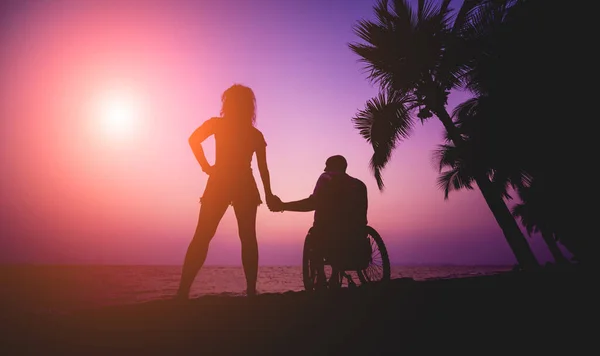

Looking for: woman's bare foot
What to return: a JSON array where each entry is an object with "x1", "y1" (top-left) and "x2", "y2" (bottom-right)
[
  {"x1": 245, "y1": 287, "x2": 257, "y2": 297},
  {"x1": 174, "y1": 288, "x2": 190, "y2": 302}
]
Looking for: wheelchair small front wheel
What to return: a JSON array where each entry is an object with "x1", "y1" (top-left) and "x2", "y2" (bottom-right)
[
  {"x1": 302, "y1": 231, "x2": 318, "y2": 291},
  {"x1": 302, "y1": 230, "x2": 341, "y2": 291}
]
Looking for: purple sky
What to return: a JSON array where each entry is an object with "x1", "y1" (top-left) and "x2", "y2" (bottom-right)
[{"x1": 0, "y1": 0, "x2": 564, "y2": 265}]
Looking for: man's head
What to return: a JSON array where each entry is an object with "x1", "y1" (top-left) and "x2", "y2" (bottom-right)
[{"x1": 324, "y1": 155, "x2": 347, "y2": 173}]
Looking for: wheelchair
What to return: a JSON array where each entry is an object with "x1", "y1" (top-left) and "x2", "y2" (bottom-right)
[{"x1": 302, "y1": 225, "x2": 391, "y2": 291}]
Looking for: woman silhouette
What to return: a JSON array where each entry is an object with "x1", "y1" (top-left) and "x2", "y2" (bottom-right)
[{"x1": 177, "y1": 84, "x2": 276, "y2": 298}]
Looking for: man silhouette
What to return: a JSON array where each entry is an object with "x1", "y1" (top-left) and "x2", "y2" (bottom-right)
[{"x1": 269, "y1": 155, "x2": 368, "y2": 288}]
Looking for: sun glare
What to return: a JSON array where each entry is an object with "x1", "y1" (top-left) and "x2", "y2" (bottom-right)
[{"x1": 94, "y1": 87, "x2": 141, "y2": 139}]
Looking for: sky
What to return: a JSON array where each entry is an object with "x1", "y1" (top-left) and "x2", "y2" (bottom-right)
[{"x1": 0, "y1": 0, "x2": 562, "y2": 266}]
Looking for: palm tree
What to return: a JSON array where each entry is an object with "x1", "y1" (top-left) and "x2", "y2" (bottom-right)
[
  {"x1": 432, "y1": 94, "x2": 567, "y2": 260},
  {"x1": 434, "y1": 94, "x2": 532, "y2": 194},
  {"x1": 349, "y1": 0, "x2": 539, "y2": 269},
  {"x1": 434, "y1": 95, "x2": 572, "y2": 265},
  {"x1": 511, "y1": 183, "x2": 570, "y2": 265},
  {"x1": 431, "y1": 0, "x2": 591, "y2": 266},
  {"x1": 435, "y1": 141, "x2": 572, "y2": 265},
  {"x1": 432, "y1": 125, "x2": 569, "y2": 265}
]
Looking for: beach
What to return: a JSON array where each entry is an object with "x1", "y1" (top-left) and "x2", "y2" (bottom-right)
[
  {"x1": 1, "y1": 265, "x2": 591, "y2": 355},
  {"x1": 0, "y1": 265, "x2": 511, "y2": 314}
]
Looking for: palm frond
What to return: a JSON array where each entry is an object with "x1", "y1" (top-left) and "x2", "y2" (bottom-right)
[
  {"x1": 392, "y1": 0, "x2": 416, "y2": 28},
  {"x1": 451, "y1": 97, "x2": 479, "y2": 124},
  {"x1": 436, "y1": 166, "x2": 475, "y2": 200},
  {"x1": 373, "y1": 0, "x2": 393, "y2": 26},
  {"x1": 352, "y1": 89, "x2": 416, "y2": 190},
  {"x1": 416, "y1": 0, "x2": 466, "y2": 92},
  {"x1": 452, "y1": 0, "x2": 484, "y2": 34},
  {"x1": 511, "y1": 203, "x2": 536, "y2": 236},
  {"x1": 432, "y1": 141, "x2": 476, "y2": 200},
  {"x1": 488, "y1": 169, "x2": 513, "y2": 200},
  {"x1": 417, "y1": 0, "x2": 453, "y2": 26},
  {"x1": 432, "y1": 143, "x2": 459, "y2": 171},
  {"x1": 460, "y1": 0, "x2": 522, "y2": 96},
  {"x1": 438, "y1": 0, "x2": 485, "y2": 91},
  {"x1": 349, "y1": 19, "x2": 397, "y2": 89},
  {"x1": 511, "y1": 175, "x2": 562, "y2": 238},
  {"x1": 349, "y1": 0, "x2": 458, "y2": 93}
]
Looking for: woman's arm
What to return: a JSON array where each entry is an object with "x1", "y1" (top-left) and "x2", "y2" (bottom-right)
[
  {"x1": 189, "y1": 119, "x2": 216, "y2": 174},
  {"x1": 256, "y1": 144, "x2": 273, "y2": 198}
]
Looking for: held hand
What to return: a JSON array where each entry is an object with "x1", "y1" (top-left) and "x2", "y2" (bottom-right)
[{"x1": 266, "y1": 194, "x2": 284, "y2": 212}]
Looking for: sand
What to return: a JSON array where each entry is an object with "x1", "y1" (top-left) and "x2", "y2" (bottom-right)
[{"x1": 1, "y1": 266, "x2": 593, "y2": 355}]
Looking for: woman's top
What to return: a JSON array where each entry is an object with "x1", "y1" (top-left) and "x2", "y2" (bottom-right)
[{"x1": 197, "y1": 117, "x2": 267, "y2": 206}]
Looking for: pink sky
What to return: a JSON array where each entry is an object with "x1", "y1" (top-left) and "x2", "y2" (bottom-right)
[{"x1": 0, "y1": 0, "x2": 560, "y2": 265}]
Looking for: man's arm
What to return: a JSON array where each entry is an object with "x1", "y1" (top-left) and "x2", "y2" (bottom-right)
[
  {"x1": 281, "y1": 196, "x2": 316, "y2": 212},
  {"x1": 273, "y1": 172, "x2": 329, "y2": 212},
  {"x1": 280, "y1": 172, "x2": 332, "y2": 212}
]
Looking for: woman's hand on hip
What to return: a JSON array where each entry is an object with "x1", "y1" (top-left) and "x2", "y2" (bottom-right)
[{"x1": 202, "y1": 165, "x2": 216, "y2": 176}]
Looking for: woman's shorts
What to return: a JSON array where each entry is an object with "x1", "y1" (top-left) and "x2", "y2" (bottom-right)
[{"x1": 200, "y1": 172, "x2": 262, "y2": 207}]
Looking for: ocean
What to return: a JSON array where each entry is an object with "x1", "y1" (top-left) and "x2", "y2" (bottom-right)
[{"x1": 0, "y1": 265, "x2": 512, "y2": 314}]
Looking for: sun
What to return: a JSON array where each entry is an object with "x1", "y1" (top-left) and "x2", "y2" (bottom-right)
[{"x1": 94, "y1": 87, "x2": 141, "y2": 138}]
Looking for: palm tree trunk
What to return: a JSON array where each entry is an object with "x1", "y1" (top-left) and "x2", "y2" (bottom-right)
[
  {"x1": 541, "y1": 232, "x2": 569, "y2": 265},
  {"x1": 433, "y1": 107, "x2": 540, "y2": 270},
  {"x1": 475, "y1": 174, "x2": 540, "y2": 269}
]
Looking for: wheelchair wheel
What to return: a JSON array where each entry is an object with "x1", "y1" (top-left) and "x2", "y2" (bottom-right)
[
  {"x1": 357, "y1": 226, "x2": 391, "y2": 284},
  {"x1": 302, "y1": 230, "x2": 318, "y2": 291}
]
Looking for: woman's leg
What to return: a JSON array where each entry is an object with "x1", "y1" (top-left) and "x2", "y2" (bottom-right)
[
  {"x1": 232, "y1": 202, "x2": 259, "y2": 296},
  {"x1": 177, "y1": 199, "x2": 230, "y2": 298}
]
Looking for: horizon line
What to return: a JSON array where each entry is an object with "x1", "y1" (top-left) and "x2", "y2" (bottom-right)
[{"x1": 0, "y1": 263, "x2": 515, "y2": 268}]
